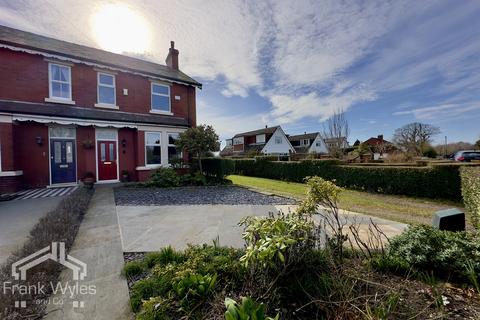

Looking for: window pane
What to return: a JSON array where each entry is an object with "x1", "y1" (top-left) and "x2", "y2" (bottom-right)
[
  {"x1": 152, "y1": 95, "x2": 170, "y2": 111},
  {"x1": 168, "y1": 146, "x2": 181, "y2": 163},
  {"x1": 60, "y1": 83, "x2": 70, "y2": 98},
  {"x1": 54, "y1": 142, "x2": 62, "y2": 163},
  {"x1": 66, "y1": 142, "x2": 73, "y2": 163},
  {"x1": 146, "y1": 132, "x2": 161, "y2": 145},
  {"x1": 59, "y1": 66, "x2": 69, "y2": 82},
  {"x1": 109, "y1": 143, "x2": 114, "y2": 161},
  {"x1": 101, "y1": 143, "x2": 106, "y2": 161},
  {"x1": 51, "y1": 65, "x2": 61, "y2": 81},
  {"x1": 99, "y1": 74, "x2": 114, "y2": 85},
  {"x1": 99, "y1": 86, "x2": 115, "y2": 104},
  {"x1": 52, "y1": 82, "x2": 62, "y2": 98},
  {"x1": 146, "y1": 146, "x2": 161, "y2": 164},
  {"x1": 168, "y1": 133, "x2": 179, "y2": 145},
  {"x1": 152, "y1": 84, "x2": 169, "y2": 95}
]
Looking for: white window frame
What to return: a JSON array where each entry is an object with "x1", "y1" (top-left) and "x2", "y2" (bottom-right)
[
  {"x1": 275, "y1": 136, "x2": 282, "y2": 144},
  {"x1": 167, "y1": 132, "x2": 182, "y2": 164},
  {"x1": 95, "y1": 72, "x2": 118, "y2": 109},
  {"x1": 301, "y1": 139, "x2": 309, "y2": 146},
  {"x1": 226, "y1": 139, "x2": 233, "y2": 146},
  {"x1": 256, "y1": 134, "x2": 266, "y2": 144},
  {"x1": 145, "y1": 131, "x2": 162, "y2": 166},
  {"x1": 150, "y1": 82, "x2": 171, "y2": 114},
  {"x1": 233, "y1": 137, "x2": 244, "y2": 145},
  {"x1": 47, "y1": 63, "x2": 73, "y2": 103}
]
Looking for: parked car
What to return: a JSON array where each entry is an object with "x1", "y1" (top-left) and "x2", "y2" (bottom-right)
[{"x1": 453, "y1": 150, "x2": 480, "y2": 162}]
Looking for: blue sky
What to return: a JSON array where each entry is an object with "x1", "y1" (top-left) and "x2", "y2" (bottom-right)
[{"x1": 1, "y1": 0, "x2": 479, "y2": 146}]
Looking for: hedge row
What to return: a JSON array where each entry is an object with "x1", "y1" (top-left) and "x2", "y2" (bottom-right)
[
  {"x1": 460, "y1": 167, "x2": 480, "y2": 229},
  {"x1": 202, "y1": 158, "x2": 462, "y2": 200}
]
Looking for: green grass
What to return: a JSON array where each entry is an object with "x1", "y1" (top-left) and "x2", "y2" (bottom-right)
[{"x1": 227, "y1": 175, "x2": 462, "y2": 225}]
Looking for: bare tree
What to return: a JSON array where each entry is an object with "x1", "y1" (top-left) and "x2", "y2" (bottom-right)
[
  {"x1": 323, "y1": 110, "x2": 350, "y2": 158},
  {"x1": 392, "y1": 122, "x2": 440, "y2": 156}
]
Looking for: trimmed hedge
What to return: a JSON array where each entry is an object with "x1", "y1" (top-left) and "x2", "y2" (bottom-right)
[
  {"x1": 460, "y1": 167, "x2": 480, "y2": 229},
  {"x1": 202, "y1": 158, "x2": 462, "y2": 200}
]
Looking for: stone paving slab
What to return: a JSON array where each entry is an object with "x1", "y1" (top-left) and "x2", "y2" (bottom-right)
[
  {"x1": 45, "y1": 186, "x2": 133, "y2": 320},
  {"x1": 116, "y1": 204, "x2": 407, "y2": 252}
]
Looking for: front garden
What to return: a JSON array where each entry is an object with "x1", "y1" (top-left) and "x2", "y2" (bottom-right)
[{"x1": 123, "y1": 175, "x2": 480, "y2": 319}]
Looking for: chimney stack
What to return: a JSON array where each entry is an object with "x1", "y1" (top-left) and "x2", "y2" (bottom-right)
[
  {"x1": 378, "y1": 134, "x2": 383, "y2": 141},
  {"x1": 165, "y1": 41, "x2": 179, "y2": 70}
]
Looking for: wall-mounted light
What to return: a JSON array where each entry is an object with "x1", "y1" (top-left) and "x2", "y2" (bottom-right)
[{"x1": 36, "y1": 136, "x2": 44, "y2": 146}]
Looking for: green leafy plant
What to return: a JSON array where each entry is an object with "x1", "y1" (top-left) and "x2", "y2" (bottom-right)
[
  {"x1": 123, "y1": 260, "x2": 146, "y2": 278},
  {"x1": 136, "y1": 296, "x2": 171, "y2": 320},
  {"x1": 173, "y1": 273, "x2": 217, "y2": 309},
  {"x1": 145, "y1": 168, "x2": 181, "y2": 188},
  {"x1": 239, "y1": 213, "x2": 314, "y2": 268},
  {"x1": 224, "y1": 297, "x2": 279, "y2": 320},
  {"x1": 144, "y1": 247, "x2": 185, "y2": 268},
  {"x1": 386, "y1": 225, "x2": 480, "y2": 280}
]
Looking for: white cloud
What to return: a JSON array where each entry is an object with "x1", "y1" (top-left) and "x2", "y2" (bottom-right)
[{"x1": 393, "y1": 103, "x2": 480, "y2": 121}]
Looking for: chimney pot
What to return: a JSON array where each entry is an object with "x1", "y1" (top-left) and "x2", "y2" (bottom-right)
[
  {"x1": 170, "y1": 41, "x2": 175, "y2": 49},
  {"x1": 265, "y1": 125, "x2": 268, "y2": 128},
  {"x1": 378, "y1": 134, "x2": 383, "y2": 140}
]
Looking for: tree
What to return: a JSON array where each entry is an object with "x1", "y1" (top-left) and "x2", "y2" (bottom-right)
[
  {"x1": 392, "y1": 122, "x2": 440, "y2": 156},
  {"x1": 475, "y1": 139, "x2": 480, "y2": 149},
  {"x1": 175, "y1": 125, "x2": 219, "y2": 173},
  {"x1": 323, "y1": 110, "x2": 350, "y2": 158}
]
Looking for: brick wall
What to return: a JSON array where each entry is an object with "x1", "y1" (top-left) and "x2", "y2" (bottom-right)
[
  {"x1": 0, "y1": 48, "x2": 196, "y2": 124},
  {"x1": 0, "y1": 176, "x2": 22, "y2": 193},
  {"x1": 0, "y1": 122, "x2": 15, "y2": 171}
]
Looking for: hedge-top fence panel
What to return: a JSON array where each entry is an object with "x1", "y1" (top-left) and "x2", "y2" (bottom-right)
[{"x1": 202, "y1": 158, "x2": 463, "y2": 200}]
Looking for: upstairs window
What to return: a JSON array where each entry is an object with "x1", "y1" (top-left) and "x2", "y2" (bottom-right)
[
  {"x1": 256, "y1": 134, "x2": 266, "y2": 144},
  {"x1": 226, "y1": 139, "x2": 233, "y2": 146},
  {"x1": 97, "y1": 73, "x2": 116, "y2": 105},
  {"x1": 151, "y1": 83, "x2": 171, "y2": 113},
  {"x1": 233, "y1": 137, "x2": 244, "y2": 145},
  {"x1": 275, "y1": 136, "x2": 282, "y2": 144},
  {"x1": 301, "y1": 139, "x2": 309, "y2": 146},
  {"x1": 145, "y1": 132, "x2": 161, "y2": 165},
  {"x1": 49, "y1": 63, "x2": 72, "y2": 100}
]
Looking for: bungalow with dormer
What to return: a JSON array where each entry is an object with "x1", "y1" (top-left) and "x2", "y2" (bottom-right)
[{"x1": 288, "y1": 132, "x2": 328, "y2": 154}]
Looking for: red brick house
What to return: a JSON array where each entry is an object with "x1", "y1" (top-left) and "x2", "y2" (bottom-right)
[{"x1": 0, "y1": 25, "x2": 201, "y2": 193}]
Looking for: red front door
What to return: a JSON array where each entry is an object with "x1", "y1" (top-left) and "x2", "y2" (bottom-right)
[{"x1": 97, "y1": 140, "x2": 118, "y2": 181}]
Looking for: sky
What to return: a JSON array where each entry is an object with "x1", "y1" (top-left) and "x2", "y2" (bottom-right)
[{"x1": 1, "y1": 0, "x2": 479, "y2": 147}]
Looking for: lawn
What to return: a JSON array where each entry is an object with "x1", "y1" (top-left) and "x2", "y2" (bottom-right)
[{"x1": 227, "y1": 175, "x2": 463, "y2": 225}]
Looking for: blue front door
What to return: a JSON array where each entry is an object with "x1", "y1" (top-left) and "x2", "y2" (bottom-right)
[{"x1": 50, "y1": 139, "x2": 76, "y2": 184}]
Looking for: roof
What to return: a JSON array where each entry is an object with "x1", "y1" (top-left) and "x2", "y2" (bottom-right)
[
  {"x1": 363, "y1": 137, "x2": 393, "y2": 145},
  {"x1": 0, "y1": 25, "x2": 201, "y2": 88},
  {"x1": 288, "y1": 132, "x2": 319, "y2": 141},
  {"x1": 233, "y1": 126, "x2": 279, "y2": 138},
  {"x1": 0, "y1": 100, "x2": 189, "y2": 127}
]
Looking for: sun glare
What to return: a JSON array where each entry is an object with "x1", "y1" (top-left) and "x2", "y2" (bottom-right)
[{"x1": 91, "y1": 4, "x2": 152, "y2": 54}]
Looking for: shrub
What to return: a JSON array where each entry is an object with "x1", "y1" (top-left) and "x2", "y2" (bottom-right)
[
  {"x1": 460, "y1": 167, "x2": 480, "y2": 229},
  {"x1": 224, "y1": 297, "x2": 279, "y2": 320},
  {"x1": 123, "y1": 260, "x2": 145, "y2": 278},
  {"x1": 386, "y1": 225, "x2": 480, "y2": 280},
  {"x1": 144, "y1": 247, "x2": 185, "y2": 268},
  {"x1": 145, "y1": 168, "x2": 181, "y2": 188},
  {"x1": 130, "y1": 276, "x2": 174, "y2": 312},
  {"x1": 173, "y1": 273, "x2": 217, "y2": 309},
  {"x1": 203, "y1": 158, "x2": 462, "y2": 200}
]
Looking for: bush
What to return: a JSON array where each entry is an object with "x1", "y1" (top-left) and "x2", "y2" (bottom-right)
[
  {"x1": 203, "y1": 158, "x2": 462, "y2": 200},
  {"x1": 145, "y1": 168, "x2": 181, "y2": 188},
  {"x1": 225, "y1": 297, "x2": 279, "y2": 320},
  {"x1": 460, "y1": 167, "x2": 480, "y2": 229},
  {"x1": 385, "y1": 225, "x2": 480, "y2": 280},
  {"x1": 144, "y1": 247, "x2": 185, "y2": 268},
  {"x1": 124, "y1": 260, "x2": 146, "y2": 278}
]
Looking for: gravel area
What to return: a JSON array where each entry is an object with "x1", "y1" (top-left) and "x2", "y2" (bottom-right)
[{"x1": 114, "y1": 185, "x2": 296, "y2": 206}]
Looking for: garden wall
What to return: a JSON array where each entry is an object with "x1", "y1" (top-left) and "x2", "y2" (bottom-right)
[{"x1": 202, "y1": 158, "x2": 467, "y2": 200}]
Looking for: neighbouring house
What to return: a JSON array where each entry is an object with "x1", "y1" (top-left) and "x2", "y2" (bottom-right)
[
  {"x1": 220, "y1": 126, "x2": 295, "y2": 157},
  {"x1": 0, "y1": 25, "x2": 201, "y2": 193},
  {"x1": 362, "y1": 135, "x2": 396, "y2": 160},
  {"x1": 323, "y1": 137, "x2": 349, "y2": 151},
  {"x1": 288, "y1": 132, "x2": 328, "y2": 154}
]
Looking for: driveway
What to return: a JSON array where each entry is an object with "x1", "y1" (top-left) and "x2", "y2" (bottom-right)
[
  {"x1": 0, "y1": 197, "x2": 62, "y2": 264},
  {"x1": 115, "y1": 186, "x2": 407, "y2": 252}
]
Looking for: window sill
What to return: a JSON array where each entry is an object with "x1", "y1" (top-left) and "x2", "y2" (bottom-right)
[
  {"x1": 95, "y1": 103, "x2": 119, "y2": 110},
  {"x1": 45, "y1": 98, "x2": 76, "y2": 105},
  {"x1": 136, "y1": 165, "x2": 163, "y2": 171},
  {"x1": 149, "y1": 110, "x2": 173, "y2": 116},
  {"x1": 0, "y1": 170, "x2": 23, "y2": 177}
]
